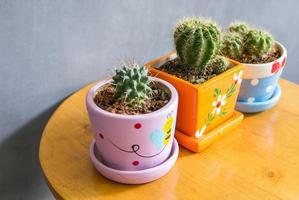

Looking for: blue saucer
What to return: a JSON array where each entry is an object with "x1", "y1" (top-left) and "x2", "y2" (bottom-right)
[{"x1": 236, "y1": 85, "x2": 281, "y2": 113}]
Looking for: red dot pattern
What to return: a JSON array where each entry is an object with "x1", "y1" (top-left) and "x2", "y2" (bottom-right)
[
  {"x1": 132, "y1": 161, "x2": 139, "y2": 166},
  {"x1": 134, "y1": 123, "x2": 142, "y2": 129}
]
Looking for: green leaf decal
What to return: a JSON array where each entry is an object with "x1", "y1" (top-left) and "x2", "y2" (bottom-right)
[
  {"x1": 214, "y1": 88, "x2": 221, "y2": 97},
  {"x1": 220, "y1": 110, "x2": 228, "y2": 117},
  {"x1": 226, "y1": 84, "x2": 236, "y2": 98}
]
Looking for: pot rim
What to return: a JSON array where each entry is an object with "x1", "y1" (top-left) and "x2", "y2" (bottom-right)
[
  {"x1": 146, "y1": 53, "x2": 243, "y2": 89},
  {"x1": 241, "y1": 41, "x2": 287, "y2": 66},
  {"x1": 86, "y1": 77, "x2": 178, "y2": 119},
  {"x1": 239, "y1": 41, "x2": 287, "y2": 79}
]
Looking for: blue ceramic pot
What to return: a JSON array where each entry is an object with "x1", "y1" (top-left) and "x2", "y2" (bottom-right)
[
  {"x1": 236, "y1": 85, "x2": 281, "y2": 113},
  {"x1": 237, "y1": 42, "x2": 287, "y2": 104}
]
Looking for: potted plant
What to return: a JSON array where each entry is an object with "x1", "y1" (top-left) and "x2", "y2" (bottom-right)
[
  {"x1": 86, "y1": 62, "x2": 179, "y2": 184},
  {"x1": 221, "y1": 22, "x2": 287, "y2": 113},
  {"x1": 146, "y1": 17, "x2": 244, "y2": 152}
]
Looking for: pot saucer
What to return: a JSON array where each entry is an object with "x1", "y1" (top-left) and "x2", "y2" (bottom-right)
[
  {"x1": 175, "y1": 110, "x2": 243, "y2": 152},
  {"x1": 236, "y1": 85, "x2": 281, "y2": 113},
  {"x1": 89, "y1": 139, "x2": 179, "y2": 184}
]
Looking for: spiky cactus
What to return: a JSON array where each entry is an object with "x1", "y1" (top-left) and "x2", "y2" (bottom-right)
[
  {"x1": 221, "y1": 32, "x2": 244, "y2": 60},
  {"x1": 174, "y1": 17, "x2": 221, "y2": 71},
  {"x1": 228, "y1": 22, "x2": 249, "y2": 35},
  {"x1": 211, "y1": 56, "x2": 229, "y2": 74},
  {"x1": 244, "y1": 29, "x2": 274, "y2": 57},
  {"x1": 112, "y1": 63, "x2": 152, "y2": 105},
  {"x1": 223, "y1": 22, "x2": 275, "y2": 59}
]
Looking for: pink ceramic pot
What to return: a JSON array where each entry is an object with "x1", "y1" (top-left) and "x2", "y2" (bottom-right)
[{"x1": 86, "y1": 77, "x2": 178, "y2": 171}]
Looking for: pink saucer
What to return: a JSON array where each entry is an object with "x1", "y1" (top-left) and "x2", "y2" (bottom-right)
[{"x1": 89, "y1": 139, "x2": 179, "y2": 184}]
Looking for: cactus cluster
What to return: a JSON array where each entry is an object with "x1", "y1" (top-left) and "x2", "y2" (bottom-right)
[
  {"x1": 174, "y1": 17, "x2": 223, "y2": 72},
  {"x1": 112, "y1": 63, "x2": 152, "y2": 105},
  {"x1": 221, "y1": 22, "x2": 274, "y2": 59}
]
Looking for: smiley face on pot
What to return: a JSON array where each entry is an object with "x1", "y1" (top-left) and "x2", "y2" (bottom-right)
[{"x1": 95, "y1": 114, "x2": 175, "y2": 169}]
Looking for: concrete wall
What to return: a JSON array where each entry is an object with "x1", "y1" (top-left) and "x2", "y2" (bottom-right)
[{"x1": 0, "y1": 0, "x2": 298, "y2": 199}]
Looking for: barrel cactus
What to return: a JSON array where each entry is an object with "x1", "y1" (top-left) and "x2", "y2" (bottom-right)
[
  {"x1": 211, "y1": 56, "x2": 229, "y2": 74},
  {"x1": 174, "y1": 17, "x2": 221, "y2": 71},
  {"x1": 112, "y1": 63, "x2": 152, "y2": 105},
  {"x1": 244, "y1": 29, "x2": 274, "y2": 57},
  {"x1": 221, "y1": 32, "x2": 244, "y2": 60},
  {"x1": 228, "y1": 22, "x2": 249, "y2": 35}
]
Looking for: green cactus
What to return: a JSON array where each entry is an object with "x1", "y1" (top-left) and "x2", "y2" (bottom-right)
[
  {"x1": 174, "y1": 17, "x2": 221, "y2": 71},
  {"x1": 211, "y1": 56, "x2": 230, "y2": 74},
  {"x1": 244, "y1": 29, "x2": 274, "y2": 56},
  {"x1": 228, "y1": 22, "x2": 249, "y2": 35},
  {"x1": 112, "y1": 63, "x2": 152, "y2": 105},
  {"x1": 221, "y1": 32, "x2": 244, "y2": 59}
]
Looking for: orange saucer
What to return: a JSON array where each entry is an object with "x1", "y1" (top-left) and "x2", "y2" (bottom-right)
[{"x1": 175, "y1": 111, "x2": 243, "y2": 152}]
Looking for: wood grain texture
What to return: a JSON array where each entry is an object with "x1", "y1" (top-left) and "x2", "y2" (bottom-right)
[{"x1": 39, "y1": 79, "x2": 299, "y2": 200}]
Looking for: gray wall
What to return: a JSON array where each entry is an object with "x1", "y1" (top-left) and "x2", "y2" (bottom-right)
[{"x1": 0, "y1": 0, "x2": 298, "y2": 199}]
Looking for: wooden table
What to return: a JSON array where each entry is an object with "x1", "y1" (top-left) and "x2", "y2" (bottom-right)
[{"x1": 39, "y1": 79, "x2": 299, "y2": 200}]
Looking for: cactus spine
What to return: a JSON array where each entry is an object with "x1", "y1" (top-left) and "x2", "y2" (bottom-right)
[
  {"x1": 174, "y1": 17, "x2": 221, "y2": 71},
  {"x1": 244, "y1": 29, "x2": 274, "y2": 57},
  {"x1": 228, "y1": 22, "x2": 249, "y2": 35},
  {"x1": 112, "y1": 63, "x2": 152, "y2": 105}
]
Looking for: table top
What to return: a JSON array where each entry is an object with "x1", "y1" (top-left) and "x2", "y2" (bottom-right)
[{"x1": 39, "y1": 79, "x2": 299, "y2": 200}]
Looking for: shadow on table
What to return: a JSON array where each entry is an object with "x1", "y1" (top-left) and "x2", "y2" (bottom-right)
[
  {"x1": 0, "y1": 102, "x2": 62, "y2": 200},
  {"x1": 243, "y1": 112, "x2": 261, "y2": 118},
  {"x1": 89, "y1": 165, "x2": 179, "y2": 198},
  {"x1": 177, "y1": 147, "x2": 195, "y2": 158}
]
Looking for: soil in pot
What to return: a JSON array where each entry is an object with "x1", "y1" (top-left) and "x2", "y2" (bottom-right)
[
  {"x1": 94, "y1": 81, "x2": 171, "y2": 115},
  {"x1": 235, "y1": 47, "x2": 281, "y2": 64},
  {"x1": 157, "y1": 58, "x2": 233, "y2": 84}
]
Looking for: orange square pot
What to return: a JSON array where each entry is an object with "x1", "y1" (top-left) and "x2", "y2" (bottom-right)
[{"x1": 145, "y1": 52, "x2": 244, "y2": 152}]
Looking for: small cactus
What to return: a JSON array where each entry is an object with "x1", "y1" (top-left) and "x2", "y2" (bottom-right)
[
  {"x1": 223, "y1": 22, "x2": 275, "y2": 59},
  {"x1": 211, "y1": 56, "x2": 230, "y2": 74},
  {"x1": 228, "y1": 22, "x2": 249, "y2": 35},
  {"x1": 244, "y1": 29, "x2": 274, "y2": 57},
  {"x1": 221, "y1": 32, "x2": 244, "y2": 59},
  {"x1": 174, "y1": 17, "x2": 221, "y2": 71},
  {"x1": 112, "y1": 63, "x2": 152, "y2": 105}
]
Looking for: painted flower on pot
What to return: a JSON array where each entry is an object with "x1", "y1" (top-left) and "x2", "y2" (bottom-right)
[
  {"x1": 195, "y1": 71, "x2": 243, "y2": 139},
  {"x1": 233, "y1": 70, "x2": 243, "y2": 85},
  {"x1": 212, "y1": 94, "x2": 227, "y2": 115}
]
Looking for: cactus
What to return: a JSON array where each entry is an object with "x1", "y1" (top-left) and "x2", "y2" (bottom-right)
[
  {"x1": 112, "y1": 63, "x2": 152, "y2": 105},
  {"x1": 211, "y1": 56, "x2": 229, "y2": 74},
  {"x1": 223, "y1": 22, "x2": 275, "y2": 59},
  {"x1": 221, "y1": 32, "x2": 244, "y2": 59},
  {"x1": 228, "y1": 22, "x2": 249, "y2": 35},
  {"x1": 174, "y1": 17, "x2": 221, "y2": 71},
  {"x1": 244, "y1": 29, "x2": 274, "y2": 56}
]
